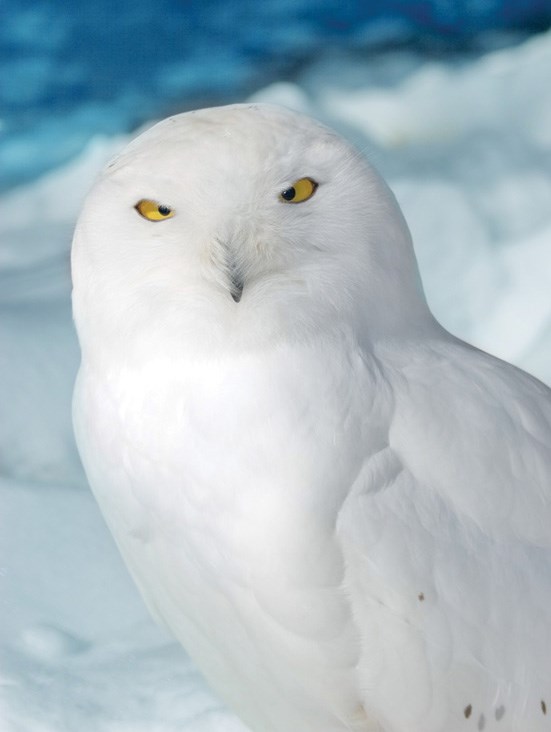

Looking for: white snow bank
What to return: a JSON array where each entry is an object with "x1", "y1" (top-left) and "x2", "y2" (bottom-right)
[{"x1": 1, "y1": 30, "x2": 550, "y2": 732}]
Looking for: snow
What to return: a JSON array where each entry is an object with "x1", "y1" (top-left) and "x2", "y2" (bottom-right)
[{"x1": 1, "y1": 29, "x2": 550, "y2": 731}]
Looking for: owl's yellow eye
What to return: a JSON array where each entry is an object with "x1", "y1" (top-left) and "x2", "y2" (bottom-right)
[
  {"x1": 135, "y1": 199, "x2": 175, "y2": 221},
  {"x1": 279, "y1": 177, "x2": 318, "y2": 204}
]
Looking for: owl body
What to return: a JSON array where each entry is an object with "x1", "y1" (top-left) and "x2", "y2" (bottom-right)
[
  {"x1": 74, "y1": 329, "x2": 382, "y2": 731},
  {"x1": 72, "y1": 104, "x2": 551, "y2": 732}
]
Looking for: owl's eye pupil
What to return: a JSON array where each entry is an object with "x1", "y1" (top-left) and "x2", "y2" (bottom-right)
[
  {"x1": 158, "y1": 205, "x2": 171, "y2": 216},
  {"x1": 281, "y1": 187, "x2": 296, "y2": 201}
]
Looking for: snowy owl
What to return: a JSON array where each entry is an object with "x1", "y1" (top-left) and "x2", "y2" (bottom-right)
[{"x1": 72, "y1": 104, "x2": 551, "y2": 732}]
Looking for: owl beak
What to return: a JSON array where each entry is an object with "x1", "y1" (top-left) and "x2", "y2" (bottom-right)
[
  {"x1": 228, "y1": 260, "x2": 244, "y2": 303},
  {"x1": 230, "y1": 275, "x2": 244, "y2": 303},
  {"x1": 219, "y1": 237, "x2": 245, "y2": 303}
]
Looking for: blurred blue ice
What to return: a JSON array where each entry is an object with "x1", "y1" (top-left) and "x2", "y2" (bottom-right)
[{"x1": 2, "y1": 0, "x2": 551, "y2": 190}]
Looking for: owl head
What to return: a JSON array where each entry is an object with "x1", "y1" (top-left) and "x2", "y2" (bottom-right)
[{"x1": 72, "y1": 104, "x2": 431, "y2": 358}]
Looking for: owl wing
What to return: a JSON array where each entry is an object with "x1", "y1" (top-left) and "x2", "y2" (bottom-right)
[{"x1": 337, "y1": 339, "x2": 551, "y2": 732}]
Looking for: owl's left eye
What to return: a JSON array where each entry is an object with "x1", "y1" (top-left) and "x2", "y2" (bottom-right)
[
  {"x1": 135, "y1": 199, "x2": 175, "y2": 221},
  {"x1": 279, "y1": 177, "x2": 318, "y2": 204}
]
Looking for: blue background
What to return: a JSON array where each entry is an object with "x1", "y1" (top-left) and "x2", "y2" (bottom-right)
[{"x1": 2, "y1": 0, "x2": 551, "y2": 191}]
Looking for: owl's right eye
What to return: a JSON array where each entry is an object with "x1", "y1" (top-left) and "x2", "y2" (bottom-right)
[{"x1": 135, "y1": 199, "x2": 175, "y2": 221}]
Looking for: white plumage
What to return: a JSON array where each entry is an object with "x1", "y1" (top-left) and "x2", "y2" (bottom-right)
[{"x1": 71, "y1": 104, "x2": 551, "y2": 732}]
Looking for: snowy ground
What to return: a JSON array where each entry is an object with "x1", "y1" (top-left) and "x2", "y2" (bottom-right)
[{"x1": 2, "y1": 30, "x2": 551, "y2": 731}]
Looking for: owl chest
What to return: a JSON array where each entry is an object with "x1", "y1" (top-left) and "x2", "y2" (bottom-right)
[{"x1": 77, "y1": 349, "x2": 370, "y2": 583}]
